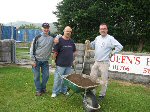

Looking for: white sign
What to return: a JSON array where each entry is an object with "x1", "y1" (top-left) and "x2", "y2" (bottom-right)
[{"x1": 109, "y1": 54, "x2": 150, "y2": 75}]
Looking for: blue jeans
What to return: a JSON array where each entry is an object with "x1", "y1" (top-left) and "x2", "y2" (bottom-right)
[
  {"x1": 52, "y1": 66, "x2": 72, "y2": 95},
  {"x1": 32, "y1": 61, "x2": 49, "y2": 92}
]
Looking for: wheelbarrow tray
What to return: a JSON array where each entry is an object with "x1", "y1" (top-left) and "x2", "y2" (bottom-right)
[{"x1": 63, "y1": 74, "x2": 99, "y2": 93}]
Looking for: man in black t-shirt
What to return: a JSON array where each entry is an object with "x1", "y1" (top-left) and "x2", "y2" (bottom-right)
[{"x1": 51, "y1": 26, "x2": 76, "y2": 98}]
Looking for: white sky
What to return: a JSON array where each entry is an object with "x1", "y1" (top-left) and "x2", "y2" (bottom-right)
[{"x1": 0, "y1": 0, "x2": 62, "y2": 24}]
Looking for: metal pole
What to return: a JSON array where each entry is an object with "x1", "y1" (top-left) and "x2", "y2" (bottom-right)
[
  {"x1": 0, "y1": 23, "x2": 2, "y2": 40},
  {"x1": 11, "y1": 23, "x2": 13, "y2": 39}
]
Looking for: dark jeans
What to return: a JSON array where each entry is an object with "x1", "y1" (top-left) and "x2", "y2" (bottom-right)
[{"x1": 32, "y1": 61, "x2": 49, "y2": 92}]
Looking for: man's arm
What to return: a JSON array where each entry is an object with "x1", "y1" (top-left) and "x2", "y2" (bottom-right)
[
  {"x1": 29, "y1": 40, "x2": 36, "y2": 67},
  {"x1": 51, "y1": 42, "x2": 60, "y2": 67},
  {"x1": 51, "y1": 51, "x2": 57, "y2": 68},
  {"x1": 110, "y1": 37, "x2": 123, "y2": 57},
  {"x1": 113, "y1": 39, "x2": 123, "y2": 53},
  {"x1": 54, "y1": 38, "x2": 59, "y2": 44}
]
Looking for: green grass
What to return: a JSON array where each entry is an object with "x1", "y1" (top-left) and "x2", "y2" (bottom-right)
[
  {"x1": 16, "y1": 48, "x2": 30, "y2": 60},
  {"x1": 0, "y1": 66, "x2": 150, "y2": 112},
  {"x1": 16, "y1": 47, "x2": 53, "y2": 63}
]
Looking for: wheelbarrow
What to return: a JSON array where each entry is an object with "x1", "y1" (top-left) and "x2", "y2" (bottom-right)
[
  {"x1": 62, "y1": 73, "x2": 101, "y2": 112},
  {"x1": 61, "y1": 42, "x2": 100, "y2": 111}
]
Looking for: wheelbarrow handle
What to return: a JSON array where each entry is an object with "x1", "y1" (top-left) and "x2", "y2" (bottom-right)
[
  {"x1": 56, "y1": 71, "x2": 63, "y2": 79},
  {"x1": 56, "y1": 71, "x2": 68, "y2": 79},
  {"x1": 72, "y1": 61, "x2": 76, "y2": 74}
]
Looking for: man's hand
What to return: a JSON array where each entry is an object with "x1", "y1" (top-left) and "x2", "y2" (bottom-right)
[
  {"x1": 54, "y1": 34, "x2": 62, "y2": 44},
  {"x1": 31, "y1": 61, "x2": 36, "y2": 67},
  {"x1": 109, "y1": 51, "x2": 115, "y2": 58},
  {"x1": 85, "y1": 40, "x2": 91, "y2": 50},
  {"x1": 54, "y1": 38, "x2": 59, "y2": 44},
  {"x1": 85, "y1": 40, "x2": 90, "y2": 44}
]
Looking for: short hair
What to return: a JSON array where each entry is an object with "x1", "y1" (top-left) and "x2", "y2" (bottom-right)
[
  {"x1": 100, "y1": 23, "x2": 108, "y2": 27},
  {"x1": 64, "y1": 26, "x2": 72, "y2": 30},
  {"x1": 63, "y1": 26, "x2": 72, "y2": 32}
]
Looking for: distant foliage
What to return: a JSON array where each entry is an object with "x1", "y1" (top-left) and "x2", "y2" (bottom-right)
[{"x1": 18, "y1": 24, "x2": 41, "y2": 29}]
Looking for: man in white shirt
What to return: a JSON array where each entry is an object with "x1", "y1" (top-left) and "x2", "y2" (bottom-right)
[{"x1": 88, "y1": 23, "x2": 123, "y2": 100}]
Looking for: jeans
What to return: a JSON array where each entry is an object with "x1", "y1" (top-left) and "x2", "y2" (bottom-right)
[
  {"x1": 32, "y1": 61, "x2": 49, "y2": 92},
  {"x1": 52, "y1": 66, "x2": 72, "y2": 95}
]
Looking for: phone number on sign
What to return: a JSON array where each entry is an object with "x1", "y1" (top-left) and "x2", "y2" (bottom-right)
[
  {"x1": 143, "y1": 68, "x2": 150, "y2": 74},
  {"x1": 112, "y1": 65, "x2": 130, "y2": 72}
]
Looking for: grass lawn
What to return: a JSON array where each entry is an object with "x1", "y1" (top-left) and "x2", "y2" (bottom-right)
[
  {"x1": 0, "y1": 66, "x2": 150, "y2": 112},
  {"x1": 16, "y1": 48, "x2": 30, "y2": 60},
  {"x1": 16, "y1": 47, "x2": 53, "y2": 64}
]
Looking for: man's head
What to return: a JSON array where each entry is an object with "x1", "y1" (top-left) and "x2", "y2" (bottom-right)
[
  {"x1": 63, "y1": 26, "x2": 72, "y2": 39},
  {"x1": 42, "y1": 23, "x2": 50, "y2": 35},
  {"x1": 99, "y1": 23, "x2": 108, "y2": 37}
]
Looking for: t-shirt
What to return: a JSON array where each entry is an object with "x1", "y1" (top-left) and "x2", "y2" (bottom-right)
[{"x1": 53, "y1": 37, "x2": 76, "y2": 67}]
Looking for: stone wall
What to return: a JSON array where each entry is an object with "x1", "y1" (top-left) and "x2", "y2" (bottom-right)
[
  {"x1": 74, "y1": 43, "x2": 86, "y2": 74},
  {"x1": 0, "y1": 39, "x2": 16, "y2": 63}
]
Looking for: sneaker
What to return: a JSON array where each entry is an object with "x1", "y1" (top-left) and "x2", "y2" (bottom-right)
[
  {"x1": 92, "y1": 89, "x2": 96, "y2": 95},
  {"x1": 98, "y1": 95, "x2": 105, "y2": 101},
  {"x1": 51, "y1": 93, "x2": 57, "y2": 98},
  {"x1": 63, "y1": 92, "x2": 69, "y2": 96},
  {"x1": 35, "y1": 92, "x2": 42, "y2": 96}
]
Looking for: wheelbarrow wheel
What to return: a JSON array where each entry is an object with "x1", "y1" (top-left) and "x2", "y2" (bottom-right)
[{"x1": 83, "y1": 90, "x2": 99, "y2": 112}]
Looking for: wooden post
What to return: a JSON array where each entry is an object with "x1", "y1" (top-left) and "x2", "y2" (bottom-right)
[
  {"x1": 85, "y1": 40, "x2": 91, "y2": 50},
  {"x1": 0, "y1": 23, "x2": 2, "y2": 40}
]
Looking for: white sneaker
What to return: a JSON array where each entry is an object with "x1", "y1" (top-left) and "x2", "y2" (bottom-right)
[
  {"x1": 64, "y1": 92, "x2": 69, "y2": 96},
  {"x1": 51, "y1": 93, "x2": 57, "y2": 98},
  {"x1": 92, "y1": 89, "x2": 96, "y2": 95}
]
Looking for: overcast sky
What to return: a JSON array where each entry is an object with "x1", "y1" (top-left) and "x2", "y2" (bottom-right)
[{"x1": 0, "y1": 0, "x2": 62, "y2": 23}]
